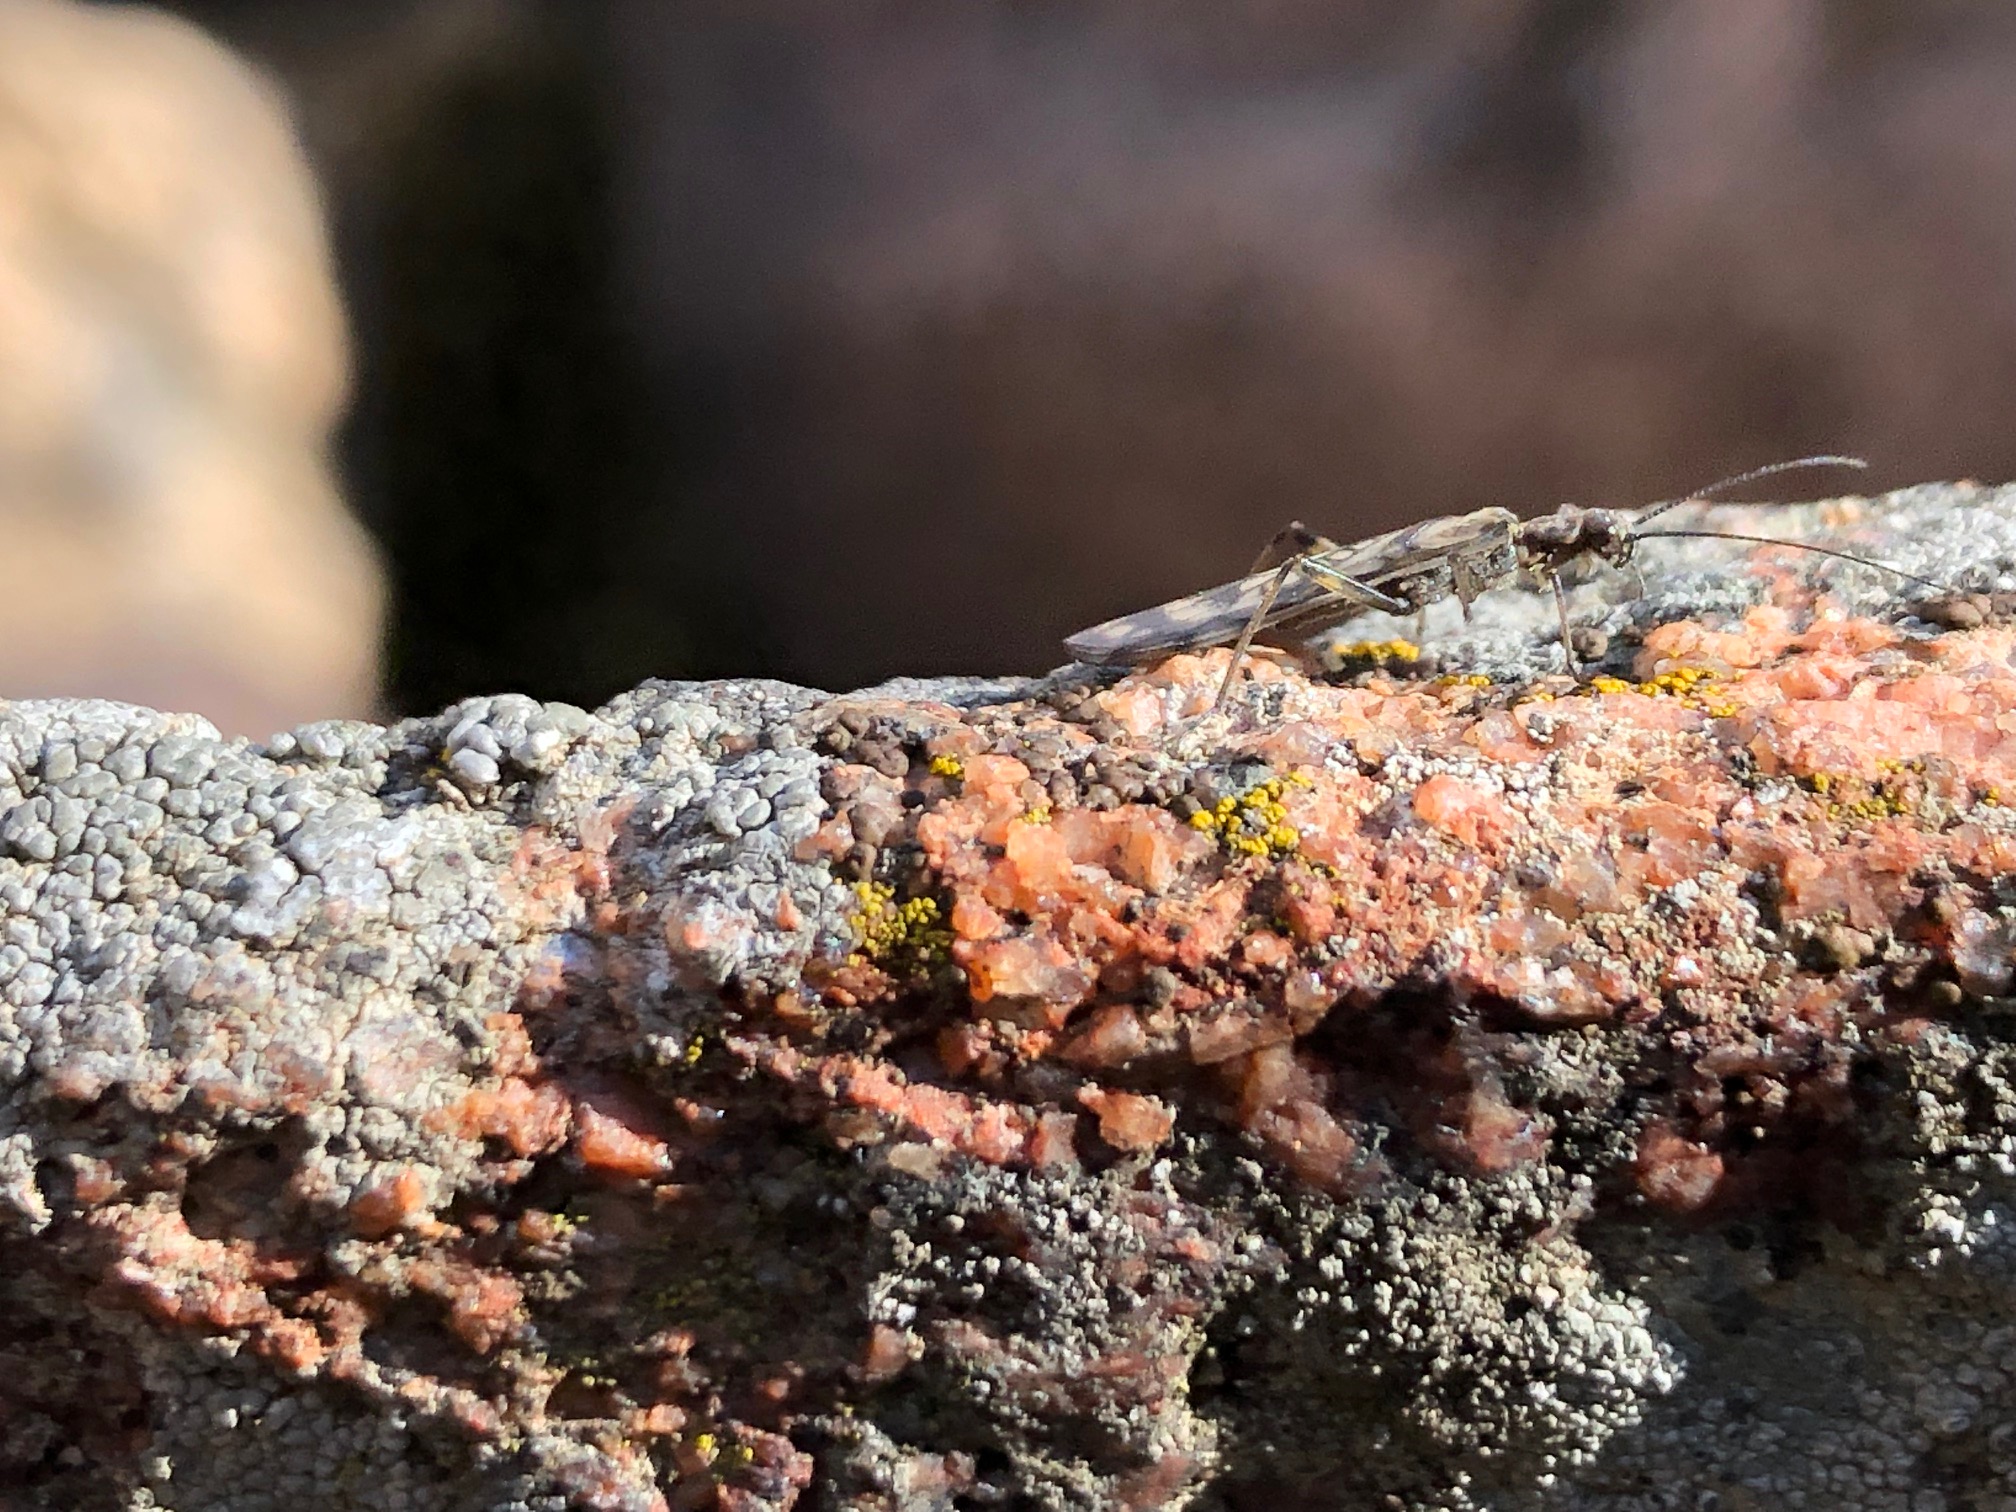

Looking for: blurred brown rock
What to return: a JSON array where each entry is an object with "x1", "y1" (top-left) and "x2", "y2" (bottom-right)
[{"x1": 0, "y1": 0, "x2": 381, "y2": 735}]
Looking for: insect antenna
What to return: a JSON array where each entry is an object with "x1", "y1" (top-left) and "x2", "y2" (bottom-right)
[
  {"x1": 1631, "y1": 455, "x2": 1869, "y2": 529},
  {"x1": 1632, "y1": 528, "x2": 1950, "y2": 592}
]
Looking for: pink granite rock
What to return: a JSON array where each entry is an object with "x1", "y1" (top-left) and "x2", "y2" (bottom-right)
[{"x1": 2, "y1": 484, "x2": 2016, "y2": 1508}]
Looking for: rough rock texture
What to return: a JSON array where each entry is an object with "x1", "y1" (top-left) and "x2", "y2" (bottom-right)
[
  {"x1": 0, "y1": 0, "x2": 380, "y2": 734},
  {"x1": 6, "y1": 482, "x2": 2016, "y2": 1510}
]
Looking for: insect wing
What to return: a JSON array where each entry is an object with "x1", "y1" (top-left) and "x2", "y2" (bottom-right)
[
  {"x1": 1062, "y1": 510, "x2": 1518, "y2": 665},
  {"x1": 1064, "y1": 563, "x2": 1341, "y2": 664},
  {"x1": 1353, "y1": 508, "x2": 1519, "y2": 581}
]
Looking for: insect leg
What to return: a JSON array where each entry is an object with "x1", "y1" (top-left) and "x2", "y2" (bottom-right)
[
  {"x1": 1212, "y1": 555, "x2": 1411, "y2": 711},
  {"x1": 1453, "y1": 558, "x2": 1483, "y2": 623},
  {"x1": 1214, "y1": 553, "x2": 1310, "y2": 711},
  {"x1": 1246, "y1": 521, "x2": 1331, "y2": 575},
  {"x1": 1549, "y1": 569, "x2": 1576, "y2": 672},
  {"x1": 1207, "y1": 524, "x2": 1340, "y2": 708},
  {"x1": 1293, "y1": 558, "x2": 1413, "y2": 614}
]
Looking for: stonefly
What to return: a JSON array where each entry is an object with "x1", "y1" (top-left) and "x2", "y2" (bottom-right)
[{"x1": 1064, "y1": 457, "x2": 1946, "y2": 710}]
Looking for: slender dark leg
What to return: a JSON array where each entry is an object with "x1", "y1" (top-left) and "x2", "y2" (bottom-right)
[
  {"x1": 1213, "y1": 557, "x2": 1413, "y2": 712},
  {"x1": 1215, "y1": 553, "x2": 1306, "y2": 711},
  {"x1": 1550, "y1": 569, "x2": 1576, "y2": 672},
  {"x1": 1207, "y1": 523, "x2": 1328, "y2": 715},
  {"x1": 1453, "y1": 556, "x2": 1488, "y2": 623},
  {"x1": 1293, "y1": 560, "x2": 1412, "y2": 616},
  {"x1": 1247, "y1": 521, "x2": 1324, "y2": 576}
]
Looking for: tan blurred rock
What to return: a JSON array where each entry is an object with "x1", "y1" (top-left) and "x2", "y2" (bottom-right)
[{"x1": 0, "y1": 0, "x2": 380, "y2": 735}]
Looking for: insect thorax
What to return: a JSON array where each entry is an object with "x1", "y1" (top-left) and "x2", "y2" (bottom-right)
[
  {"x1": 1378, "y1": 508, "x2": 1520, "y2": 608},
  {"x1": 1451, "y1": 534, "x2": 1520, "y2": 595},
  {"x1": 1382, "y1": 562, "x2": 1458, "y2": 612}
]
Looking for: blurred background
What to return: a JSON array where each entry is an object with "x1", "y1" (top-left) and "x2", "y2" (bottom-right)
[{"x1": 6, "y1": 0, "x2": 2016, "y2": 734}]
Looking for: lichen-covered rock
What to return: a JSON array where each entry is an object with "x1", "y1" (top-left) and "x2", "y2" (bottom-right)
[{"x1": 8, "y1": 483, "x2": 2016, "y2": 1509}]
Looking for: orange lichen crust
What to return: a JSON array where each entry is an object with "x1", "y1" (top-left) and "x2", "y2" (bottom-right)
[
  {"x1": 581, "y1": 600, "x2": 2016, "y2": 1504},
  {"x1": 779, "y1": 609, "x2": 2016, "y2": 1216}
]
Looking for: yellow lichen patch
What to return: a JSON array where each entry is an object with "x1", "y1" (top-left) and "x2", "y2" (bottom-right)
[
  {"x1": 1433, "y1": 672, "x2": 1494, "y2": 690},
  {"x1": 1018, "y1": 803, "x2": 1053, "y2": 825},
  {"x1": 1187, "y1": 777, "x2": 1301, "y2": 860},
  {"x1": 685, "y1": 1431, "x2": 753, "y2": 1473},
  {"x1": 847, "y1": 880, "x2": 953, "y2": 969},
  {"x1": 1640, "y1": 665, "x2": 1738, "y2": 715},
  {"x1": 1331, "y1": 638, "x2": 1422, "y2": 670},
  {"x1": 927, "y1": 753, "x2": 965, "y2": 780},
  {"x1": 1834, "y1": 793, "x2": 1913, "y2": 823},
  {"x1": 1801, "y1": 767, "x2": 1918, "y2": 824},
  {"x1": 1587, "y1": 665, "x2": 1737, "y2": 717}
]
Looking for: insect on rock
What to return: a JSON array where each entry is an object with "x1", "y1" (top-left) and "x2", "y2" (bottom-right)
[{"x1": 1065, "y1": 457, "x2": 1948, "y2": 710}]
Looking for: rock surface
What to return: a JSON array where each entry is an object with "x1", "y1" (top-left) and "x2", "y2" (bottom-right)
[
  {"x1": 0, "y1": 0, "x2": 381, "y2": 735},
  {"x1": 5, "y1": 482, "x2": 2016, "y2": 1509}
]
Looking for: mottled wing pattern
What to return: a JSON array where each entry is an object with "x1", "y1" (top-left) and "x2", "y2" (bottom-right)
[
  {"x1": 1064, "y1": 508, "x2": 1519, "y2": 665},
  {"x1": 1064, "y1": 561, "x2": 1344, "y2": 664},
  {"x1": 1385, "y1": 508, "x2": 1520, "y2": 563}
]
